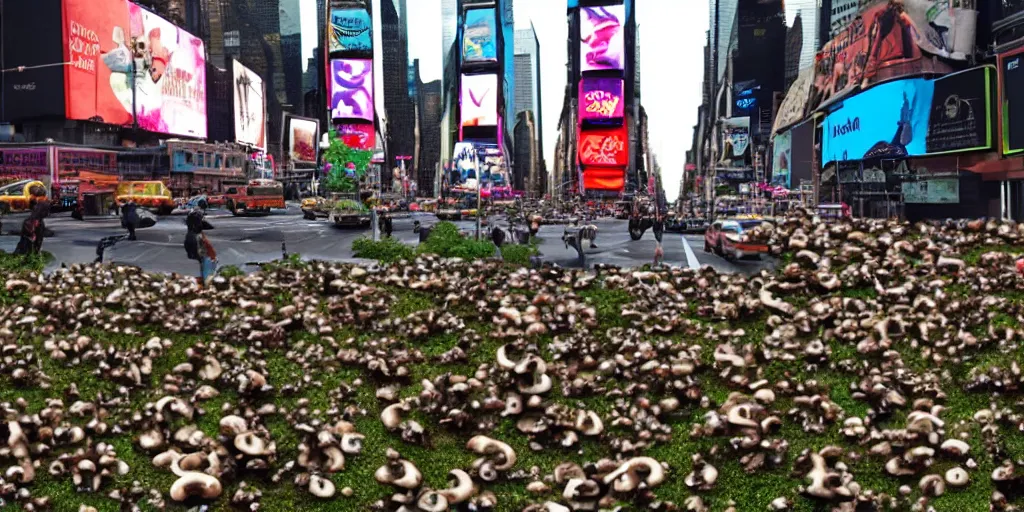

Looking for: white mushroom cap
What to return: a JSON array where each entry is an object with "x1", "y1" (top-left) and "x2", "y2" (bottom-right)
[
  {"x1": 919, "y1": 474, "x2": 945, "y2": 497},
  {"x1": 438, "y1": 469, "x2": 475, "y2": 504},
  {"x1": 234, "y1": 432, "x2": 269, "y2": 457},
  {"x1": 139, "y1": 429, "x2": 165, "y2": 451},
  {"x1": 309, "y1": 474, "x2": 336, "y2": 498},
  {"x1": 495, "y1": 345, "x2": 518, "y2": 370},
  {"x1": 940, "y1": 439, "x2": 970, "y2": 457},
  {"x1": 374, "y1": 458, "x2": 423, "y2": 489},
  {"x1": 380, "y1": 402, "x2": 408, "y2": 430},
  {"x1": 726, "y1": 403, "x2": 759, "y2": 429},
  {"x1": 575, "y1": 410, "x2": 604, "y2": 436},
  {"x1": 169, "y1": 472, "x2": 223, "y2": 501},
  {"x1": 466, "y1": 436, "x2": 517, "y2": 471},
  {"x1": 219, "y1": 415, "x2": 248, "y2": 437},
  {"x1": 323, "y1": 446, "x2": 345, "y2": 472},
  {"x1": 602, "y1": 457, "x2": 666, "y2": 492},
  {"x1": 340, "y1": 433, "x2": 365, "y2": 454},
  {"x1": 416, "y1": 490, "x2": 449, "y2": 512},
  {"x1": 518, "y1": 373, "x2": 552, "y2": 395},
  {"x1": 945, "y1": 467, "x2": 969, "y2": 487}
]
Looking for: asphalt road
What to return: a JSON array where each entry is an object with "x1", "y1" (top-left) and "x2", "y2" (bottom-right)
[{"x1": 0, "y1": 206, "x2": 775, "y2": 276}]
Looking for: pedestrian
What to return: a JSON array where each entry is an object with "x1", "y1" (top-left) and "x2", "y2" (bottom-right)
[
  {"x1": 184, "y1": 208, "x2": 217, "y2": 285},
  {"x1": 121, "y1": 199, "x2": 140, "y2": 241},
  {"x1": 653, "y1": 242, "x2": 664, "y2": 268},
  {"x1": 15, "y1": 199, "x2": 50, "y2": 256}
]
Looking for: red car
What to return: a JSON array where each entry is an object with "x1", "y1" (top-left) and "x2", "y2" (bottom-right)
[{"x1": 704, "y1": 219, "x2": 770, "y2": 260}]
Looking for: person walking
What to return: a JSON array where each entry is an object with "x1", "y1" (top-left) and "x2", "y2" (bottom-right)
[
  {"x1": 15, "y1": 199, "x2": 51, "y2": 256},
  {"x1": 184, "y1": 209, "x2": 217, "y2": 285},
  {"x1": 121, "y1": 199, "x2": 140, "y2": 241}
]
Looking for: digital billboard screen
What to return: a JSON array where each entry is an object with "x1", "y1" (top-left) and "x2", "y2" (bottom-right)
[
  {"x1": 583, "y1": 168, "x2": 625, "y2": 191},
  {"x1": 462, "y1": 8, "x2": 497, "y2": 63},
  {"x1": 330, "y1": 59, "x2": 374, "y2": 121},
  {"x1": 129, "y1": 3, "x2": 208, "y2": 138},
  {"x1": 460, "y1": 74, "x2": 498, "y2": 127},
  {"x1": 578, "y1": 126, "x2": 628, "y2": 167},
  {"x1": 925, "y1": 67, "x2": 992, "y2": 155},
  {"x1": 337, "y1": 124, "x2": 376, "y2": 150},
  {"x1": 822, "y1": 79, "x2": 934, "y2": 165},
  {"x1": 2, "y1": 0, "x2": 65, "y2": 121},
  {"x1": 772, "y1": 130, "x2": 792, "y2": 188},
  {"x1": 579, "y1": 78, "x2": 624, "y2": 122},
  {"x1": 62, "y1": 0, "x2": 135, "y2": 126},
  {"x1": 1004, "y1": 51, "x2": 1024, "y2": 154},
  {"x1": 329, "y1": 9, "x2": 372, "y2": 53},
  {"x1": 232, "y1": 60, "x2": 266, "y2": 149},
  {"x1": 287, "y1": 116, "x2": 318, "y2": 164},
  {"x1": 451, "y1": 142, "x2": 509, "y2": 189},
  {"x1": 580, "y1": 5, "x2": 625, "y2": 72}
]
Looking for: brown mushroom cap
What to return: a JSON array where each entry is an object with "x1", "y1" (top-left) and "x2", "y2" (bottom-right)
[{"x1": 169, "y1": 472, "x2": 223, "y2": 501}]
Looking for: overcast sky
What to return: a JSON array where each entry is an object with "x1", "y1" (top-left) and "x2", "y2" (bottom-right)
[{"x1": 303, "y1": 0, "x2": 708, "y2": 198}]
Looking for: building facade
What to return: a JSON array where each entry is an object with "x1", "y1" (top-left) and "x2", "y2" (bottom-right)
[
  {"x1": 380, "y1": 0, "x2": 415, "y2": 188},
  {"x1": 514, "y1": 23, "x2": 543, "y2": 194}
]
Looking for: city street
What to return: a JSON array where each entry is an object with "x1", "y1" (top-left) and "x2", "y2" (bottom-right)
[{"x1": 1, "y1": 206, "x2": 775, "y2": 276}]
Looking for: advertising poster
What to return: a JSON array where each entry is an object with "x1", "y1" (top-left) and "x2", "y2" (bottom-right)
[
  {"x1": 330, "y1": 59, "x2": 374, "y2": 121},
  {"x1": 902, "y1": 179, "x2": 960, "y2": 204},
  {"x1": 580, "y1": 5, "x2": 625, "y2": 72},
  {"x1": 925, "y1": 67, "x2": 991, "y2": 155},
  {"x1": 772, "y1": 67, "x2": 813, "y2": 135},
  {"x1": 583, "y1": 168, "x2": 625, "y2": 192},
  {"x1": 462, "y1": 9, "x2": 497, "y2": 63},
  {"x1": 904, "y1": 0, "x2": 977, "y2": 60},
  {"x1": 3, "y1": 0, "x2": 65, "y2": 121},
  {"x1": 62, "y1": 0, "x2": 135, "y2": 126},
  {"x1": 809, "y1": 2, "x2": 943, "y2": 113},
  {"x1": 822, "y1": 78, "x2": 934, "y2": 165},
  {"x1": 578, "y1": 126, "x2": 628, "y2": 167},
  {"x1": 460, "y1": 74, "x2": 498, "y2": 127},
  {"x1": 450, "y1": 142, "x2": 508, "y2": 189},
  {"x1": 0, "y1": 149, "x2": 50, "y2": 185},
  {"x1": 790, "y1": 120, "x2": 815, "y2": 187},
  {"x1": 1001, "y1": 50, "x2": 1024, "y2": 155},
  {"x1": 287, "y1": 117, "x2": 318, "y2": 164},
  {"x1": 337, "y1": 124, "x2": 375, "y2": 150},
  {"x1": 232, "y1": 60, "x2": 266, "y2": 149},
  {"x1": 329, "y1": 9, "x2": 372, "y2": 53},
  {"x1": 129, "y1": 3, "x2": 208, "y2": 138},
  {"x1": 722, "y1": 117, "x2": 751, "y2": 159},
  {"x1": 578, "y1": 78, "x2": 624, "y2": 122},
  {"x1": 772, "y1": 130, "x2": 792, "y2": 188}
]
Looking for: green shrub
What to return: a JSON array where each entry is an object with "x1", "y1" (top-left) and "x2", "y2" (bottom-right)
[
  {"x1": 0, "y1": 251, "x2": 52, "y2": 274},
  {"x1": 419, "y1": 221, "x2": 496, "y2": 259},
  {"x1": 352, "y1": 237, "x2": 415, "y2": 263},
  {"x1": 219, "y1": 265, "x2": 244, "y2": 278},
  {"x1": 500, "y1": 244, "x2": 532, "y2": 266},
  {"x1": 333, "y1": 199, "x2": 368, "y2": 212}
]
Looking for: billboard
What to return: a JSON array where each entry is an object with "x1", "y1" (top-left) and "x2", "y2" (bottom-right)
[
  {"x1": 462, "y1": 8, "x2": 497, "y2": 63},
  {"x1": 925, "y1": 67, "x2": 992, "y2": 155},
  {"x1": 772, "y1": 130, "x2": 792, "y2": 188},
  {"x1": 2, "y1": 0, "x2": 66, "y2": 121},
  {"x1": 450, "y1": 142, "x2": 509, "y2": 188},
  {"x1": 0, "y1": 149, "x2": 50, "y2": 185},
  {"x1": 790, "y1": 120, "x2": 815, "y2": 188},
  {"x1": 808, "y1": 1, "x2": 952, "y2": 113},
  {"x1": 128, "y1": 3, "x2": 208, "y2": 137},
  {"x1": 772, "y1": 67, "x2": 813, "y2": 135},
  {"x1": 62, "y1": 0, "x2": 135, "y2": 126},
  {"x1": 902, "y1": 179, "x2": 960, "y2": 204},
  {"x1": 1000, "y1": 49, "x2": 1024, "y2": 155},
  {"x1": 330, "y1": 59, "x2": 374, "y2": 121},
  {"x1": 580, "y1": 5, "x2": 625, "y2": 72},
  {"x1": 578, "y1": 126, "x2": 628, "y2": 167},
  {"x1": 337, "y1": 124, "x2": 376, "y2": 150},
  {"x1": 287, "y1": 116, "x2": 318, "y2": 164},
  {"x1": 460, "y1": 74, "x2": 498, "y2": 127},
  {"x1": 822, "y1": 79, "x2": 934, "y2": 165},
  {"x1": 329, "y1": 9, "x2": 372, "y2": 53},
  {"x1": 579, "y1": 78, "x2": 624, "y2": 121},
  {"x1": 583, "y1": 168, "x2": 625, "y2": 191},
  {"x1": 903, "y1": 0, "x2": 977, "y2": 60},
  {"x1": 722, "y1": 117, "x2": 751, "y2": 160},
  {"x1": 232, "y1": 60, "x2": 266, "y2": 149}
]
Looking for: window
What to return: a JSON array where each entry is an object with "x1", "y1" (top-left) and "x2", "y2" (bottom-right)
[
  {"x1": 184, "y1": 152, "x2": 193, "y2": 165},
  {"x1": 197, "y1": 153, "x2": 205, "y2": 167}
]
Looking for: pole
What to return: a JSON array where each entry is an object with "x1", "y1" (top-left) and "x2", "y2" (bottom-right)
[{"x1": 475, "y1": 150, "x2": 482, "y2": 241}]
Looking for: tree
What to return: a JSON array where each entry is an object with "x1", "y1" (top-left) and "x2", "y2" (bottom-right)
[{"x1": 322, "y1": 131, "x2": 373, "y2": 194}]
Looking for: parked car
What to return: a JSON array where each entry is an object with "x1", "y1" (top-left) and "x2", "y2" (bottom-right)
[{"x1": 704, "y1": 218, "x2": 770, "y2": 260}]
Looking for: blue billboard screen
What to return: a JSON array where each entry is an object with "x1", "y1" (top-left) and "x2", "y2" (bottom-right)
[
  {"x1": 463, "y1": 8, "x2": 497, "y2": 63},
  {"x1": 330, "y1": 9, "x2": 372, "y2": 53},
  {"x1": 822, "y1": 79, "x2": 934, "y2": 165}
]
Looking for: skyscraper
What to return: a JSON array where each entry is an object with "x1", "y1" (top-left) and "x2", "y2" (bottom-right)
[
  {"x1": 514, "y1": 23, "x2": 543, "y2": 194},
  {"x1": 784, "y1": 0, "x2": 821, "y2": 73},
  {"x1": 380, "y1": 0, "x2": 415, "y2": 186}
]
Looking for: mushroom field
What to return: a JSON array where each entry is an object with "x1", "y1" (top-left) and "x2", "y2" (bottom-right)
[{"x1": 2, "y1": 213, "x2": 1024, "y2": 512}]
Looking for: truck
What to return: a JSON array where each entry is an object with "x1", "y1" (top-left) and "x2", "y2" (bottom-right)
[
  {"x1": 115, "y1": 181, "x2": 176, "y2": 215},
  {"x1": 224, "y1": 179, "x2": 286, "y2": 215}
]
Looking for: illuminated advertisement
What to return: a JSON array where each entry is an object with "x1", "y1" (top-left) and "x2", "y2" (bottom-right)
[
  {"x1": 902, "y1": 179, "x2": 960, "y2": 204},
  {"x1": 773, "y1": 67, "x2": 813, "y2": 134},
  {"x1": 1000, "y1": 49, "x2": 1024, "y2": 155},
  {"x1": 62, "y1": 0, "x2": 135, "y2": 126},
  {"x1": 822, "y1": 79, "x2": 934, "y2": 165},
  {"x1": 329, "y1": 9, "x2": 372, "y2": 53},
  {"x1": 583, "y1": 168, "x2": 625, "y2": 191},
  {"x1": 287, "y1": 116, "x2": 318, "y2": 164},
  {"x1": 232, "y1": 60, "x2": 266, "y2": 149},
  {"x1": 924, "y1": 67, "x2": 992, "y2": 155},
  {"x1": 578, "y1": 126, "x2": 628, "y2": 167},
  {"x1": 337, "y1": 124, "x2": 376, "y2": 150},
  {"x1": 462, "y1": 8, "x2": 497, "y2": 63},
  {"x1": 809, "y1": 1, "x2": 951, "y2": 113},
  {"x1": 460, "y1": 74, "x2": 498, "y2": 127},
  {"x1": 904, "y1": 0, "x2": 977, "y2": 60},
  {"x1": 128, "y1": 3, "x2": 208, "y2": 137},
  {"x1": 772, "y1": 130, "x2": 792, "y2": 188},
  {"x1": 330, "y1": 59, "x2": 374, "y2": 121},
  {"x1": 0, "y1": 149, "x2": 50, "y2": 185},
  {"x1": 722, "y1": 117, "x2": 750, "y2": 160},
  {"x1": 578, "y1": 78, "x2": 624, "y2": 121},
  {"x1": 3, "y1": 0, "x2": 66, "y2": 121},
  {"x1": 580, "y1": 5, "x2": 625, "y2": 72},
  {"x1": 450, "y1": 142, "x2": 509, "y2": 189}
]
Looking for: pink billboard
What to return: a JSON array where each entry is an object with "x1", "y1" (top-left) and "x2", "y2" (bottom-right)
[
  {"x1": 580, "y1": 5, "x2": 625, "y2": 73},
  {"x1": 579, "y1": 78, "x2": 623, "y2": 121},
  {"x1": 330, "y1": 59, "x2": 374, "y2": 121},
  {"x1": 128, "y1": 3, "x2": 207, "y2": 138},
  {"x1": 460, "y1": 73, "x2": 498, "y2": 127}
]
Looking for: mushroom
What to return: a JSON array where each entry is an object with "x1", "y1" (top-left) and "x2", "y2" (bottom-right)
[
  {"x1": 169, "y1": 472, "x2": 222, "y2": 501},
  {"x1": 438, "y1": 469, "x2": 475, "y2": 504},
  {"x1": 380, "y1": 402, "x2": 409, "y2": 430},
  {"x1": 467, "y1": 436, "x2": 517, "y2": 472},
  {"x1": 340, "y1": 433, "x2": 365, "y2": 454},
  {"x1": 374, "y1": 449, "x2": 423, "y2": 489},
  {"x1": 234, "y1": 432, "x2": 271, "y2": 457},
  {"x1": 219, "y1": 415, "x2": 248, "y2": 437},
  {"x1": 575, "y1": 410, "x2": 604, "y2": 436},
  {"x1": 416, "y1": 490, "x2": 449, "y2": 512},
  {"x1": 946, "y1": 467, "x2": 969, "y2": 487},
  {"x1": 603, "y1": 457, "x2": 666, "y2": 492},
  {"x1": 139, "y1": 429, "x2": 165, "y2": 451},
  {"x1": 726, "y1": 403, "x2": 759, "y2": 429},
  {"x1": 919, "y1": 474, "x2": 945, "y2": 497},
  {"x1": 308, "y1": 474, "x2": 336, "y2": 498}
]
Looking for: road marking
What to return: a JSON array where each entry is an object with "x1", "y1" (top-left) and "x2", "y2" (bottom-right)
[{"x1": 681, "y1": 235, "x2": 700, "y2": 270}]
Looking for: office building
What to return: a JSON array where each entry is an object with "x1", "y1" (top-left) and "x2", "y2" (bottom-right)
[
  {"x1": 514, "y1": 23, "x2": 543, "y2": 192},
  {"x1": 380, "y1": 0, "x2": 415, "y2": 188}
]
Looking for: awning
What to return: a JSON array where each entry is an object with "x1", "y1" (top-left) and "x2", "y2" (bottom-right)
[{"x1": 964, "y1": 156, "x2": 1024, "y2": 181}]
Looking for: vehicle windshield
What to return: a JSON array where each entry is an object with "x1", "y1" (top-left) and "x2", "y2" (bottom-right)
[
  {"x1": 738, "y1": 220, "x2": 762, "y2": 230},
  {"x1": 0, "y1": 181, "x2": 30, "y2": 196}
]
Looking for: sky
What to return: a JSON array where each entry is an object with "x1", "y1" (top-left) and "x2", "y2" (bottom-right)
[{"x1": 302, "y1": 0, "x2": 709, "y2": 199}]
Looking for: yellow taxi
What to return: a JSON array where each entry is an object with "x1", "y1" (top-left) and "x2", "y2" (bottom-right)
[
  {"x1": 115, "y1": 181, "x2": 176, "y2": 215},
  {"x1": 0, "y1": 180, "x2": 48, "y2": 214}
]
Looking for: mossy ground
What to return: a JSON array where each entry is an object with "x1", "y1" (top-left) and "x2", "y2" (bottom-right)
[{"x1": 1, "y1": 254, "x2": 1022, "y2": 512}]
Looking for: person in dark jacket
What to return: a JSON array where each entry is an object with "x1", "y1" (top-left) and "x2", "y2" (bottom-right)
[
  {"x1": 15, "y1": 199, "x2": 50, "y2": 255},
  {"x1": 184, "y1": 208, "x2": 217, "y2": 284},
  {"x1": 121, "y1": 200, "x2": 140, "y2": 240}
]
